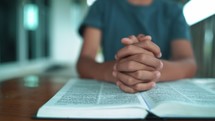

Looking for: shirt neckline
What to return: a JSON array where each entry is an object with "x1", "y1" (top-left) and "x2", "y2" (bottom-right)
[{"x1": 124, "y1": 0, "x2": 159, "y2": 11}]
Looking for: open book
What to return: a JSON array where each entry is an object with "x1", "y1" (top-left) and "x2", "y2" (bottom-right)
[{"x1": 36, "y1": 78, "x2": 215, "y2": 119}]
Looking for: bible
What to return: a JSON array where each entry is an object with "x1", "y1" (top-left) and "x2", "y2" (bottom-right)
[{"x1": 36, "y1": 78, "x2": 215, "y2": 119}]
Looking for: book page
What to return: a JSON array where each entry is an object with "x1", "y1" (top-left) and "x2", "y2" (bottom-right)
[
  {"x1": 193, "y1": 78, "x2": 215, "y2": 92},
  {"x1": 47, "y1": 79, "x2": 143, "y2": 108},
  {"x1": 98, "y1": 82, "x2": 141, "y2": 107},
  {"x1": 140, "y1": 79, "x2": 215, "y2": 110},
  {"x1": 37, "y1": 79, "x2": 148, "y2": 119}
]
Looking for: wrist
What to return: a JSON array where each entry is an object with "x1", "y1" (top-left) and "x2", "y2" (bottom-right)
[
  {"x1": 104, "y1": 61, "x2": 117, "y2": 83},
  {"x1": 92, "y1": 61, "x2": 116, "y2": 83}
]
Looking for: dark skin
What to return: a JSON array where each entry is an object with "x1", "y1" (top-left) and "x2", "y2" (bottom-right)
[
  {"x1": 77, "y1": 27, "x2": 197, "y2": 93},
  {"x1": 77, "y1": 0, "x2": 197, "y2": 93},
  {"x1": 114, "y1": 34, "x2": 196, "y2": 93}
]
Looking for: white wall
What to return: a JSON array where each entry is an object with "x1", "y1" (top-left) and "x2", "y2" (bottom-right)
[{"x1": 50, "y1": 0, "x2": 83, "y2": 64}]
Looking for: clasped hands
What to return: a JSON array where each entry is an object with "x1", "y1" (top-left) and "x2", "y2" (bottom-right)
[{"x1": 112, "y1": 34, "x2": 163, "y2": 93}]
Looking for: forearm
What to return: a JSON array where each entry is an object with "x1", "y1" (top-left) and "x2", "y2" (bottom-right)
[
  {"x1": 76, "y1": 56, "x2": 116, "y2": 83},
  {"x1": 159, "y1": 58, "x2": 197, "y2": 81}
]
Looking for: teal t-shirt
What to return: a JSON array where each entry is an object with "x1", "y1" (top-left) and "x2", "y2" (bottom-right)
[{"x1": 79, "y1": 0, "x2": 191, "y2": 61}]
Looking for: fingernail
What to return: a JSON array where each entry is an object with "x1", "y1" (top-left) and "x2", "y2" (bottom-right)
[
  {"x1": 158, "y1": 53, "x2": 162, "y2": 58},
  {"x1": 147, "y1": 36, "x2": 152, "y2": 40}
]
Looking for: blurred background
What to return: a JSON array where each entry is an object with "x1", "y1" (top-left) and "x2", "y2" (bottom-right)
[{"x1": 0, "y1": 0, "x2": 214, "y2": 82}]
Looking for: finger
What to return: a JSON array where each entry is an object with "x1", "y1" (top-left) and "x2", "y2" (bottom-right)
[
  {"x1": 117, "y1": 60, "x2": 155, "y2": 72},
  {"x1": 137, "y1": 35, "x2": 152, "y2": 42},
  {"x1": 121, "y1": 35, "x2": 140, "y2": 46},
  {"x1": 127, "y1": 70, "x2": 161, "y2": 82},
  {"x1": 131, "y1": 81, "x2": 156, "y2": 92},
  {"x1": 121, "y1": 34, "x2": 161, "y2": 58},
  {"x1": 116, "y1": 45, "x2": 154, "y2": 60},
  {"x1": 137, "y1": 34, "x2": 145, "y2": 39},
  {"x1": 152, "y1": 71, "x2": 161, "y2": 82},
  {"x1": 116, "y1": 81, "x2": 136, "y2": 93},
  {"x1": 121, "y1": 35, "x2": 138, "y2": 45},
  {"x1": 116, "y1": 80, "x2": 156, "y2": 93},
  {"x1": 118, "y1": 54, "x2": 162, "y2": 70},
  {"x1": 133, "y1": 40, "x2": 162, "y2": 58},
  {"x1": 121, "y1": 34, "x2": 151, "y2": 46},
  {"x1": 121, "y1": 38, "x2": 134, "y2": 45},
  {"x1": 129, "y1": 35, "x2": 139, "y2": 43},
  {"x1": 116, "y1": 71, "x2": 143, "y2": 86}
]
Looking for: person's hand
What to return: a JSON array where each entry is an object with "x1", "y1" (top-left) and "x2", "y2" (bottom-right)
[
  {"x1": 120, "y1": 34, "x2": 162, "y2": 58},
  {"x1": 113, "y1": 35, "x2": 163, "y2": 93}
]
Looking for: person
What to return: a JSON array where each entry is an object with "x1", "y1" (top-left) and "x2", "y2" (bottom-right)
[{"x1": 77, "y1": 0, "x2": 197, "y2": 93}]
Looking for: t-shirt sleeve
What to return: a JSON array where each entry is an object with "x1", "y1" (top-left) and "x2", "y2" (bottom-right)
[
  {"x1": 169, "y1": 4, "x2": 191, "y2": 41},
  {"x1": 78, "y1": 0, "x2": 104, "y2": 37}
]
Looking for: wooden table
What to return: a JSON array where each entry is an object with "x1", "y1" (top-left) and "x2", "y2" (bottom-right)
[
  {"x1": 0, "y1": 75, "x2": 213, "y2": 121},
  {"x1": 0, "y1": 75, "x2": 71, "y2": 121}
]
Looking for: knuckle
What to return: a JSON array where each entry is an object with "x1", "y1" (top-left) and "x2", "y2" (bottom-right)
[
  {"x1": 156, "y1": 71, "x2": 161, "y2": 78},
  {"x1": 151, "y1": 72, "x2": 158, "y2": 79},
  {"x1": 139, "y1": 54, "x2": 146, "y2": 62},
  {"x1": 135, "y1": 70, "x2": 143, "y2": 79},
  {"x1": 126, "y1": 77, "x2": 134, "y2": 86},
  {"x1": 144, "y1": 40, "x2": 150, "y2": 46}
]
